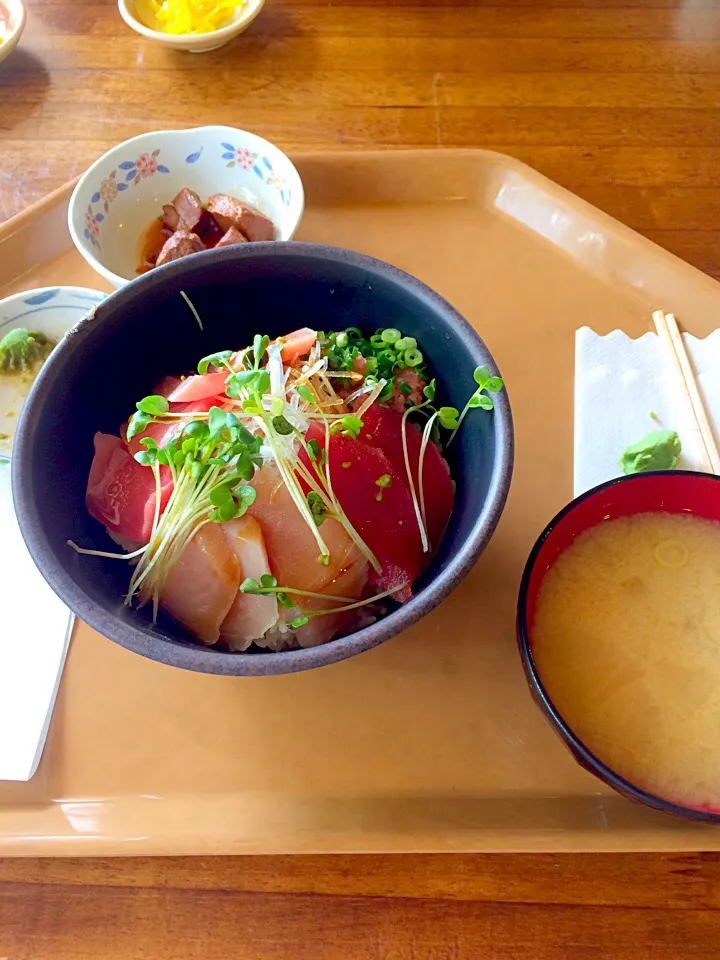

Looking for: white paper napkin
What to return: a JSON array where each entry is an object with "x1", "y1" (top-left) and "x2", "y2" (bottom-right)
[
  {"x1": 0, "y1": 464, "x2": 73, "y2": 780},
  {"x1": 575, "y1": 327, "x2": 720, "y2": 497}
]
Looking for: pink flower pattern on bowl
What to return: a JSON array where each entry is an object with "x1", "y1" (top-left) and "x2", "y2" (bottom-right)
[
  {"x1": 84, "y1": 207, "x2": 101, "y2": 246},
  {"x1": 84, "y1": 148, "x2": 171, "y2": 247},
  {"x1": 99, "y1": 173, "x2": 118, "y2": 209},
  {"x1": 135, "y1": 153, "x2": 158, "y2": 178},
  {"x1": 219, "y1": 142, "x2": 292, "y2": 206},
  {"x1": 234, "y1": 148, "x2": 256, "y2": 170}
]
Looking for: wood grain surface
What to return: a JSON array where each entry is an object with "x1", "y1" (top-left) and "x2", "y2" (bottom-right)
[
  {"x1": 2, "y1": 0, "x2": 720, "y2": 283},
  {"x1": 1, "y1": 853, "x2": 720, "y2": 957},
  {"x1": 2, "y1": 0, "x2": 720, "y2": 956}
]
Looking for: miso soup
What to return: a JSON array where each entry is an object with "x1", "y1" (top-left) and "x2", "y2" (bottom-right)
[{"x1": 533, "y1": 512, "x2": 720, "y2": 809}]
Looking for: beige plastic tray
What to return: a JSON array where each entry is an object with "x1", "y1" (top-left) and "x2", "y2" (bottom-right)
[{"x1": 2, "y1": 150, "x2": 720, "y2": 855}]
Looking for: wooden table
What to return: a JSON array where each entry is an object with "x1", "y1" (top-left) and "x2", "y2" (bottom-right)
[{"x1": 2, "y1": 0, "x2": 720, "y2": 955}]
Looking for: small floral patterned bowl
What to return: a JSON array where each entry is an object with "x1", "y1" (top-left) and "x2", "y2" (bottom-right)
[{"x1": 68, "y1": 126, "x2": 305, "y2": 288}]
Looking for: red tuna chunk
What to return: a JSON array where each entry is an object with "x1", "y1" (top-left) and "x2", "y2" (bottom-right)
[{"x1": 86, "y1": 433, "x2": 172, "y2": 543}]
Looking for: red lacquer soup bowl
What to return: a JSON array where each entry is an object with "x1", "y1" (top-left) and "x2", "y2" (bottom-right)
[{"x1": 517, "y1": 470, "x2": 720, "y2": 824}]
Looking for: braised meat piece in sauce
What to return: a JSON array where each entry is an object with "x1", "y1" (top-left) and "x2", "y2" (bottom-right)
[
  {"x1": 171, "y1": 188, "x2": 204, "y2": 231},
  {"x1": 195, "y1": 209, "x2": 225, "y2": 248},
  {"x1": 161, "y1": 204, "x2": 179, "y2": 232},
  {"x1": 138, "y1": 189, "x2": 277, "y2": 274},
  {"x1": 207, "y1": 193, "x2": 275, "y2": 241},
  {"x1": 155, "y1": 230, "x2": 205, "y2": 267},
  {"x1": 215, "y1": 225, "x2": 249, "y2": 248}
]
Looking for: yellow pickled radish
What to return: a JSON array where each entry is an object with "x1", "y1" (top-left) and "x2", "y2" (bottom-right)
[{"x1": 135, "y1": 0, "x2": 243, "y2": 35}]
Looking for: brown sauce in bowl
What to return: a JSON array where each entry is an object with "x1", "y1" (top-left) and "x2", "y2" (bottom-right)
[{"x1": 137, "y1": 218, "x2": 174, "y2": 275}]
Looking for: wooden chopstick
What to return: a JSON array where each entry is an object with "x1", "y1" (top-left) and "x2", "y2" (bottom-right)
[{"x1": 652, "y1": 309, "x2": 720, "y2": 474}]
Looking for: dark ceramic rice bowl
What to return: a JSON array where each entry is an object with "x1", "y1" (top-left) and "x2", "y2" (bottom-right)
[{"x1": 13, "y1": 243, "x2": 513, "y2": 676}]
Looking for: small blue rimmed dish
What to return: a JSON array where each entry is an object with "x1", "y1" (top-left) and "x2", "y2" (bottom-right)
[
  {"x1": 0, "y1": 286, "x2": 106, "y2": 462},
  {"x1": 517, "y1": 470, "x2": 720, "y2": 824},
  {"x1": 12, "y1": 243, "x2": 513, "y2": 677}
]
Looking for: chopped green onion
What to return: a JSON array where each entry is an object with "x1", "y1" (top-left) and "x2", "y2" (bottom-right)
[
  {"x1": 404, "y1": 348, "x2": 423, "y2": 367},
  {"x1": 377, "y1": 349, "x2": 397, "y2": 366},
  {"x1": 379, "y1": 380, "x2": 395, "y2": 402},
  {"x1": 381, "y1": 328, "x2": 401, "y2": 343}
]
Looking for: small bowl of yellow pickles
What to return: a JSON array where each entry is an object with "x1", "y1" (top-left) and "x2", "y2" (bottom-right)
[{"x1": 118, "y1": 0, "x2": 265, "y2": 52}]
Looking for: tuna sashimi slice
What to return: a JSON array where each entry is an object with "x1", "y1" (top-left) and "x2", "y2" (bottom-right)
[
  {"x1": 360, "y1": 405, "x2": 454, "y2": 553},
  {"x1": 159, "y1": 522, "x2": 241, "y2": 645},
  {"x1": 86, "y1": 432, "x2": 171, "y2": 544},
  {"x1": 220, "y1": 516, "x2": 279, "y2": 651},
  {"x1": 301, "y1": 424, "x2": 421, "y2": 602},
  {"x1": 248, "y1": 464, "x2": 362, "y2": 594}
]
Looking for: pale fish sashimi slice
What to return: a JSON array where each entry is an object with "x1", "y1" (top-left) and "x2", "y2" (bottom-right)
[
  {"x1": 248, "y1": 464, "x2": 362, "y2": 593},
  {"x1": 158, "y1": 522, "x2": 241, "y2": 645},
  {"x1": 295, "y1": 557, "x2": 370, "y2": 648},
  {"x1": 220, "y1": 516, "x2": 279, "y2": 651}
]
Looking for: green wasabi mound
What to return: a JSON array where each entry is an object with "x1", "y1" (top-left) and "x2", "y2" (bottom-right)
[
  {"x1": 0, "y1": 328, "x2": 56, "y2": 375},
  {"x1": 620, "y1": 429, "x2": 682, "y2": 475}
]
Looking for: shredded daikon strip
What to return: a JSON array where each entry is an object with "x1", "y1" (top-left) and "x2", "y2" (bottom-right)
[
  {"x1": 308, "y1": 339, "x2": 321, "y2": 365},
  {"x1": 293, "y1": 356, "x2": 328, "y2": 387},
  {"x1": 356, "y1": 379, "x2": 386, "y2": 417},
  {"x1": 284, "y1": 392, "x2": 309, "y2": 433},
  {"x1": 345, "y1": 380, "x2": 379, "y2": 405},
  {"x1": 318, "y1": 371, "x2": 343, "y2": 406},
  {"x1": 267, "y1": 343, "x2": 286, "y2": 399}
]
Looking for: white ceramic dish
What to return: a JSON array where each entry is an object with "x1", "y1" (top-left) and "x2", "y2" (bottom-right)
[
  {"x1": 0, "y1": 0, "x2": 26, "y2": 65},
  {"x1": 0, "y1": 286, "x2": 106, "y2": 459},
  {"x1": 68, "y1": 126, "x2": 305, "y2": 288},
  {"x1": 117, "y1": 0, "x2": 265, "y2": 53}
]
